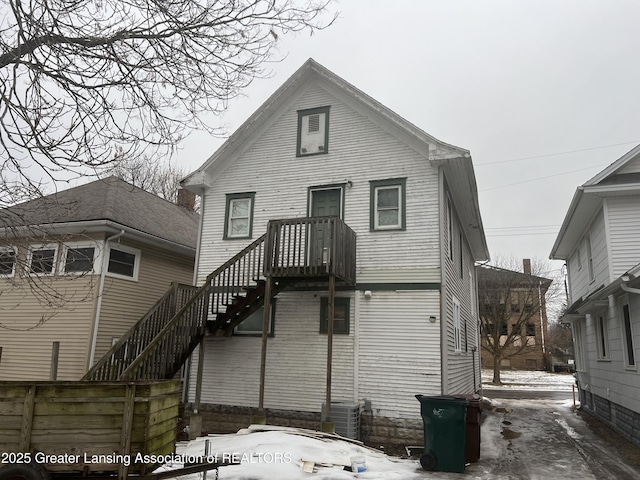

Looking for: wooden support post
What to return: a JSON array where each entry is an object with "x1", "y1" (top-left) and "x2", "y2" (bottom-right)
[
  {"x1": 118, "y1": 384, "x2": 135, "y2": 480},
  {"x1": 50, "y1": 341, "x2": 60, "y2": 381},
  {"x1": 323, "y1": 274, "x2": 335, "y2": 433},
  {"x1": 19, "y1": 385, "x2": 35, "y2": 451},
  {"x1": 258, "y1": 277, "x2": 273, "y2": 413}
]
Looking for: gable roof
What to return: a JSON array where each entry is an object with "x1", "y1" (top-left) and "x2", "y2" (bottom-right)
[
  {"x1": 550, "y1": 144, "x2": 640, "y2": 259},
  {"x1": 182, "y1": 58, "x2": 489, "y2": 261},
  {"x1": 1, "y1": 176, "x2": 199, "y2": 252}
]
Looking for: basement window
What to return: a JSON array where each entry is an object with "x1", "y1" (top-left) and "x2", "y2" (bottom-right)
[{"x1": 297, "y1": 106, "x2": 330, "y2": 157}]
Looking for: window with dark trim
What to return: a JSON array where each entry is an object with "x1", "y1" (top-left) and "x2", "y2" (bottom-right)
[
  {"x1": 224, "y1": 192, "x2": 255, "y2": 239},
  {"x1": 595, "y1": 313, "x2": 609, "y2": 360},
  {"x1": 447, "y1": 198, "x2": 453, "y2": 260},
  {"x1": 320, "y1": 297, "x2": 350, "y2": 334},
  {"x1": 235, "y1": 301, "x2": 276, "y2": 336},
  {"x1": 297, "y1": 106, "x2": 330, "y2": 156},
  {"x1": 369, "y1": 178, "x2": 406, "y2": 231}
]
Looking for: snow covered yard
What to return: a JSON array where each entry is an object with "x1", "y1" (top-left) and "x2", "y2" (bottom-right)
[
  {"x1": 482, "y1": 368, "x2": 576, "y2": 391},
  {"x1": 159, "y1": 425, "x2": 427, "y2": 480}
]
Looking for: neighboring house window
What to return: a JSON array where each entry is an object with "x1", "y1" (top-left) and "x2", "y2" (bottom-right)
[
  {"x1": 459, "y1": 231, "x2": 463, "y2": 278},
  {"x1": 526, "y1": 322, "x2": 536, "y2": 345},
  {"x1": 235, "y1": 302, "x2": 276, "y2": 336},
  {"x1": 0, "y1": 248, "x2": 16, "y2": 277},
  {"x1": 62, "y1": 245, "x2": 97, "y2": 274},
  {"x1": 369, "y1": 178, "x2": 406, "y2": 230},
  {"x1": 107, "y1": 245, "x2": 140, "y2": 281},
  {"x1": 595, "y1": 313, "x2": 609, "y2": 360},
  {"x1": 586, "y1": 235, "x2": 594, "y2": 282},
  {"x1": 297, "y1": 106, "x2": 330, "y2": 156},
  {"x1": 447, "y1": 197, "x2": 453, "y2": 260},
  {"x1": 320, "y1": 297, "x2": 350, "y2": 335},
  {"x1": 576, "y1": 248, "x2": 582, "y2": 270},
  {"x1": 224, "y1": 192, "x2": 255, "y2": 239},
  {"x1": 573, "y1": 322, "x2": 586, "y2": 371},
  {"x1": 453, "y1": 297, "x2": 462, "y2": 352},
  {"x1": 28, "y1": 244, "x2": 57, "y2": 275},
  {"x1": 621, "y1": 300, "x2": 636, "y2": 368}
]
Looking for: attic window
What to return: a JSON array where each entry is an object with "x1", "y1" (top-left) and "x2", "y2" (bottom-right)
[{"x1": 297, "y1": 106, "x2": 330, "y2": 156}]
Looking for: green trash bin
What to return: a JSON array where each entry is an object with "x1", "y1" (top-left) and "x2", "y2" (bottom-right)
[{"x1": 415, "y1": 394, "x2": 468, "y2": 473}]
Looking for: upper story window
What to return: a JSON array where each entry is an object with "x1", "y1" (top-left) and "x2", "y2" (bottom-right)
[
  {"x1": 297, "y1": 106, "x2": 330, "y2": 157},
  {"x1": 224, "y1": 192, "x2": 255, "y2": 239},
  {"x1": 369, "y1": 178, "x2": 406, "y2": 231},
  {"x1": 28, "y1": 244, "x2": 57, "y2": 275},
  {"x1": 585, "y1": 234, "x2": 594, "y2": 282},
  {"x1": 62, "y1": 244, "x2": 97, "y2": 274},
  {"x1": 447, "y1": 197, "x2": 453, "y2": 260},
  {"x1": 0, "y1": 248, "x2": 16, "y2": 277},
  {"x1": 453, "y1": 297, "x2": 462, "y2": 352},
  {"x1": 107, "y1": 245, "x2": 140, "y2": 281}
]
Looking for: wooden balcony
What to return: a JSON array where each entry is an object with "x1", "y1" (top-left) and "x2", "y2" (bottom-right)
[{"x1": 264, "y1": 216, "x2": 356, "y2": 285}]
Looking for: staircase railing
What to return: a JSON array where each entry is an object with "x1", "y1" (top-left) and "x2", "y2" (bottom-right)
[
  {"x1": 83, "y1": 283, "x2": 198, "y2": 380},
  {"x1": 86, "y1": 234, "x2": 267, "y2": 381}
]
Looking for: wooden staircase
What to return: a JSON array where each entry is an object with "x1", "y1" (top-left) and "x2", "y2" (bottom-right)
[
  {"x1": 83, "y1": 216, "x2": 356, "y2": 382},
  {"x1": 84, "y1": 234, "x2": 277, "y2": 381}
]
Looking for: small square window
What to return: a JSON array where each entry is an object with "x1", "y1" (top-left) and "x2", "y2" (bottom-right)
[
  {"x1": 0, "y1": 248, "x2": 16, "y2": 277},
  {"x1": 224, "y1": 193, "x2": 255, "y2": 239},
  {"x1": 235, "y1": 302, "x2": 276, "y2": 336},
  {"x1": 370, "y1": 178, "x2": 406, "y2": 231},
  {"x1": 64, "y1": 246, "x2": 96, "y2": 273},
  {"x1": 320, "y1": 297, "x2": 350, "y2": 335},
  {"x1": 297, "y1": 106, "x2": 330, "y2": 156},
  {"x1": 29, "y1": 245, "x2": 57, "y2": 274},
  {"x1": 107, "y1": 246, "x2": 140, "y2": 281}
]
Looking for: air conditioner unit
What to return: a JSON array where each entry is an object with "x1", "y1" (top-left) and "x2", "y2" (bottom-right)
[{"x1": 321, "y1": 402, "x2": 360, "y2": 440}]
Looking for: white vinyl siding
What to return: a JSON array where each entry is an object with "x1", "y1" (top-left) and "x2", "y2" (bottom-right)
[
  {"x1": 606, "y1": 196, "x2": 640, "y2": 279},
  {"x1": 196, "y1": 82, "x2": 441, "y2": 282}
]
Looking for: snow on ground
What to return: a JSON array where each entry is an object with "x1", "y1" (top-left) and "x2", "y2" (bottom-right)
[
  {"x1": 481, "y1": 368, "x2": 576, "y2": 391},
  {"x1": 160, "y1": 426, "x2": 426, "y2": 480},
  {"x1": 160, "y1": 370, "x2": 582, "y2": 479}
]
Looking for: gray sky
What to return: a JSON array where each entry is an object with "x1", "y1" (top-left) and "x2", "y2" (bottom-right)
[{"x1": 174, "y1": 0, "x2": 640, "y2": 278}]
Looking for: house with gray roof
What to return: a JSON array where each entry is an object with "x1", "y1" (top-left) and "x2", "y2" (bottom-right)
[{"x1": 0, "y1": 176, "x2": 199, "y2": 380}]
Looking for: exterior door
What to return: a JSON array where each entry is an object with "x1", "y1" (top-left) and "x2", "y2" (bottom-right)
[{"x1": 309, "y1": 188, "x2": 342, "y2": 267}]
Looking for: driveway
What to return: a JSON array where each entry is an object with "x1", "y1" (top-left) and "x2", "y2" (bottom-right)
[{"x1": 464, "y1": 370, "x2": 640, "y2": 479}]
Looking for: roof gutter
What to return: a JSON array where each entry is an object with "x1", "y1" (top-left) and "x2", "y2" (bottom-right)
[
  {"x1": 88, "y1": 229, "x2": 125, "y2": 368},
  {"x1": 0, "y1": 219, "x2": 195, "y2": 257}
]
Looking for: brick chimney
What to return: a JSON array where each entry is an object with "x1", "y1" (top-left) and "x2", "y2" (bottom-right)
[
  {"x1": 523, "y1": 258, "x2": 531, "y2": 275},
  {"x1": 177, "y1": 188, "x2": 196, "y2": 212}
]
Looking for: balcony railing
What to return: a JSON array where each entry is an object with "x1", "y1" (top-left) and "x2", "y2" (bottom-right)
[{"x1": 264, "y1": 216, "x2": 356, "y2": 284}]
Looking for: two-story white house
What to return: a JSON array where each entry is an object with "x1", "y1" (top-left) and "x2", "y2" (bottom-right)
[
  {"x1": 550, "y1": 144, "x2": 640, "y2": 447},
  {"x1": 181, "y1": 59, "x2": 489, "y2": 446}
]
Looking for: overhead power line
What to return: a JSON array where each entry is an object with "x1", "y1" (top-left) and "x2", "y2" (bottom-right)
[
  {"x1": 480, "y1": 164, "x2": 608, "y2": 192},
  {"x1": 475, "y1": 141, "x2": 640, "y2": 166}
]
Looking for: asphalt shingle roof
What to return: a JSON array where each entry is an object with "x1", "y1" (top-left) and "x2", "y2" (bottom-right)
[{"x1": 0, "y1": 176, "x2": 199, "y2": 249}]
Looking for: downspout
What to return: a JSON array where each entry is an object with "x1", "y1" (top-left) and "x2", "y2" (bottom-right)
[
  {"x1": 538, "y1": 281, "x2": 546, "y2": 354},
  {"x1": 88, "y1": 230, "x2": 125, "y2": 368}
]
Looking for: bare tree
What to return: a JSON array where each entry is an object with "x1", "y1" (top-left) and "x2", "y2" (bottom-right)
[
  {"x1": 478, "y1": 258, "x2": 558, "y2": 384},
  {"x1": 0, "y1": 0, "x2": 336, "y2": 208},
  {"x1": 103, "y1": 157, "x2": 189, "y2": 205}
]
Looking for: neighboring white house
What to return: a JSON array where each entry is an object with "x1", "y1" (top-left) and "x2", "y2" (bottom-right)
[
  {"x1": 182, "y1": 58, "x2": 489, "y2": 445},
  {"x1": 551, "y1": 144, "x2": 640, "y2": 447}
]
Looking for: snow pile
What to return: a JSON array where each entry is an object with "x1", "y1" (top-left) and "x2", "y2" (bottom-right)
[{"x1": 161, "y1": 425, "x2": 425, "y2": 480}]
